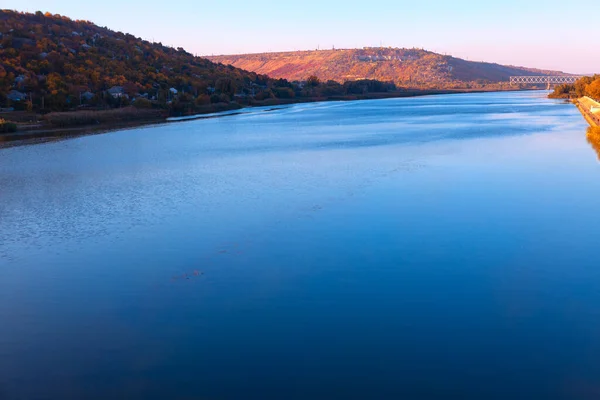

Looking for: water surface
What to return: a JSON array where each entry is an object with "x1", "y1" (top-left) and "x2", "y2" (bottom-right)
[{"x1": 1, "y1": 92, "x2": 600, "y2": 399}]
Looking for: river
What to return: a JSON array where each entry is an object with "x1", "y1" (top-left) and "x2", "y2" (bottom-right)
[{"x1": 1, "y1": 91, "x2": 599, "y2": 399}]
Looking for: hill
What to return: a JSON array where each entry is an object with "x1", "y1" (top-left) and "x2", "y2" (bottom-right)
[
  {"x1": 0, "y1": 10, "x2": 301, "y2": 113},
  {"x1": 1, "y1": 10, "x2": 435, "y2": 121},
  {"x1": 208, "y1": 48, "x2": 569, "y2": 88},
  {"x1": 0, "y1": 10, "x2": 565, "y2": 138}
]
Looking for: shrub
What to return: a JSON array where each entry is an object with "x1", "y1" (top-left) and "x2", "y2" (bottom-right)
[
  {"x1": 0, "y1": 118, "x2": 17, "y2": 133},
  {"x1": 44, "y1": 107, "x2": 164, "y2": 127},
  {"x1": 273, "y1": 87, "x2": 295, "y2": 99},
  {"x1": 195, "y1": 94, "x2": 211, "y2": 106},
  {"x1": 588, "y1": 126, "x2": 600, "y2": 135},
  {"x1": 133, "y1": 98, "x2": 152, "y2": 109}
]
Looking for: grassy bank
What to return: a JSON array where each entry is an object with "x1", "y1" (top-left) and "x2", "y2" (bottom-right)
[
  {"x1": 0, "y1": 119, "x2": 18, "y2": 133},
  {"x1": 44, "y1": 107, "x2": 167, "y2": 128}
]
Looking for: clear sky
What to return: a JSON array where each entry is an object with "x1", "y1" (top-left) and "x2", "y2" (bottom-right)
[{"x1": 4, "y1": 0, "x2": 597, "y2": 74}]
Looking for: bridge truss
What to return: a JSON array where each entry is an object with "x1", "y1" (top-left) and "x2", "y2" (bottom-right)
[{"x1": 510, "y1": 75, "x2": 583, "y2": 86}]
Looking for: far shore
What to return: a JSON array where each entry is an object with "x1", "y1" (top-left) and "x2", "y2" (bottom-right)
[{"x1": 1, "y1": 87, "x2": 537, "y2": 147}]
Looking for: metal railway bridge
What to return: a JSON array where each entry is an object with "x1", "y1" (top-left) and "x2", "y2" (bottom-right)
[{"x1": 510, "y1": 75, "x2": 583, "y2": 89}]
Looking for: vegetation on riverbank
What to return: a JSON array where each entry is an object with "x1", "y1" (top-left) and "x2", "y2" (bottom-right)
[
  {"x1": 586, "y1": 126, "x2": 600, "y2": 160},
  {"x1": 1, "y1": 86, "x2": 522, "y2": 139},
  {"x1": 0, "y1": 118, "x2": 17, "y2": 132},
  {"x1": 43, "y1": 107, "x2": 166, "y2": 127},
  {"x1": 0, "y1": 10, "x2": 400, "y2": 119},
  {"x1": 0, "y1": 9, "x2": 556, "y2": 142},
  {"x1": 549, "y1": 75, "x2": 600, "y2": 99}
]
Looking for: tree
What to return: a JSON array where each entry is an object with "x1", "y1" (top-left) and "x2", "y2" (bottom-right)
[
  {"x1": 195, "y1": 94, "x2": 210, "y2": 106},
  {"x1": 549, "y1": 83, "x2": 573, "y2": 99},
  {"x1": 273, "y1": 87, "x2": 295, "y2": 98},
  {"x1": 574, "y1": 76, "x2": 594, "y2": 98},
  {"x1": 586, "y1": 78, "x2": 600, "y2": 100},
  {"x1": 123, "y1": 82, "x2": 139, "y2": 97},
  {"x1": 133, "y1": 98, "x2": 152, "y2": 108},
  {"x1": 306, "y1": 75, "x2": 321, "y2": 87},
  {"x1": 215, "y1": 78, "x2": 236, "y2": 97}
]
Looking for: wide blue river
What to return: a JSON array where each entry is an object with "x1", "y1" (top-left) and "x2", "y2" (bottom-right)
[{"x1": 1, "y1": 91, "x2": 600, "y2": 399}]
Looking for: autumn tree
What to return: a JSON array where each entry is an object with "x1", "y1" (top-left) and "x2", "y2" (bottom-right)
[
  {"x1": 586, "y1": 78, "x2": 600, "y2": 100},
  {"x1": 574, "y1": 76, "x2": 594, "y2": 98}
]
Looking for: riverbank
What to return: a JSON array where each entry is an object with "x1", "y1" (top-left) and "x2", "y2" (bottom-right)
[
  {"x1": 0, "y1": 87, "x2": 533, "y2": 147},
  {"x1": 574, "y1": 96, "x2": 600, "y2": 127}
]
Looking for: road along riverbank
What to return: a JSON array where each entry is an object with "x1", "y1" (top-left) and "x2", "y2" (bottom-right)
[{"x1": 575, "y1": 96, "x2": 600, "y2": 127}]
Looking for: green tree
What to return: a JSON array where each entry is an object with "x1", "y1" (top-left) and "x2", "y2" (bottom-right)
[{"x1": 306, "y1": 75, "x2": 321, "y2": 87}]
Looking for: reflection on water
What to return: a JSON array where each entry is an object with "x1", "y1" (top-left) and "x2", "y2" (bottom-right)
[
  {"x1": 587, "y1": 126, "x2": 600, "y2": 161},
  {"x1": 1, "y1": 91, "x2": 600, "y2": 400}
]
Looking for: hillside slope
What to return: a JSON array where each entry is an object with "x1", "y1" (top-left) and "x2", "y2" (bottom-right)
[
  {"x1": 0, "y1": 10, "x2": 284, "y2": 111},
  {"x1": 208, "y1": 48, "x2": 568, "y2": 88}
]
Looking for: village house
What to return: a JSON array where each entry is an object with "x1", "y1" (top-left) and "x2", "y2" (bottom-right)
[
  {"x1": 107, "y1": 86, "x2": 125, "y2": 98},
  {"x1": 7, "y1": 90, "x2": 27, "y2": 102},
  {"x1": 14, "y1": 75, "x2": 26, "y2": 85},
  {"x1": 81, "y1": 91, "x2": 95, "y2": 101}
]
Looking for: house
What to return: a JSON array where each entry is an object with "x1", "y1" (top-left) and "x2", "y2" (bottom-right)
[
  {"x1": 81, "y1": 44, "x2": 92, "y2": 50},
  {"x1": 7, "y1": 90, "x2": 27, "y2": 102},
  {"x1": 11, "y1": 37, "x2": 35, "y2": 48},
  {"x1": 107, "y1": 86, "x2": 125, "y2": 98},
  {"x1": 14, "y1": 75, "x2": 26, "y2": 85},
  {"x1": 169, "y1": 88, "x2": 178, "y2": 95},
  {"x1": 81, "y1": 91, "x2": 95, "y2": 101}
]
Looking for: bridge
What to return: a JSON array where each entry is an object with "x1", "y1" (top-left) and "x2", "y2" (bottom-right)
[{"x1": 510, "y1": 75, "x2": 583, "y2": 89}]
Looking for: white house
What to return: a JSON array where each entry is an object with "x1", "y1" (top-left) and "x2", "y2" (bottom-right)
[{"x1": 107, "y1": 86, "x2": 125, "y2": 98}]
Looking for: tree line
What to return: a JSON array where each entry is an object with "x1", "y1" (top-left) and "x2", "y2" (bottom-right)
[
  {"x1": 549, "y1": 75, "x2": 600, "y2": 100},
  {"x1": 0, "y1": 10, "x2": 397, "y2": 117}
]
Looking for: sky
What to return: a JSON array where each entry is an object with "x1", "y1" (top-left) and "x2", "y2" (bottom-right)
[{"x1": 4, "y1": 0, "x2": 597, "y2": 74}]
